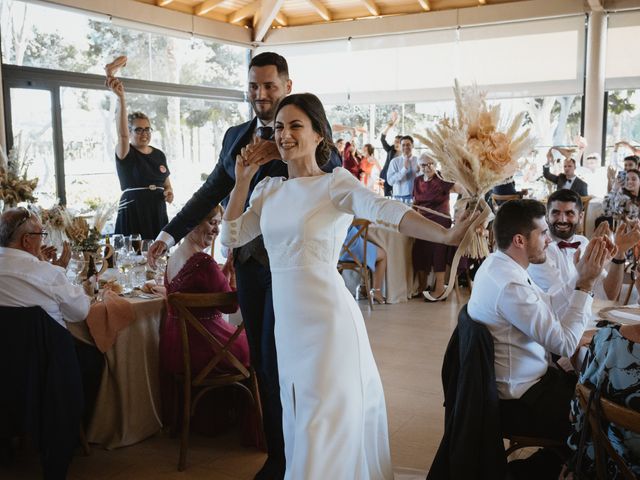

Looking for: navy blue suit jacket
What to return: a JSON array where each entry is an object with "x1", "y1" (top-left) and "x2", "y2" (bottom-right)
[{"x1": 163, "y1": 117, "x2": 341, "y2": 243}]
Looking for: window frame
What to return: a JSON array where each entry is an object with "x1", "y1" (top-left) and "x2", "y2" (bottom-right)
[{"x1": 2, "y1": 63, "x2": 247, "y2": 204}]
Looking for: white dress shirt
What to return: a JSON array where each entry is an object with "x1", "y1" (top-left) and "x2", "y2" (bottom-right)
[
  {"x1": 0, "y1": 247, "x2": 90, "y2": 328},
  {"x1": 468, "y1": 250, "x2": 592, "y2": 399},
  {"x1": 562, "y1": 177, "x2": 575, "y2": 189},
  {"x1": 386, "y1": 155, "x2": 418, "y2": 197},
  {"x1": 528, "y1": 234, "x2": 606, "y2": 309}
]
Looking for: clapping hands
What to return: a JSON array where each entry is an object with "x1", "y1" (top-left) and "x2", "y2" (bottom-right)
[{"x1": 39, "y1": 241, "x2": 72, "y2": 269}]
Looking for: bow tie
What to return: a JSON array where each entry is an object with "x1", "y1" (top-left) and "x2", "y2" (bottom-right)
[
  {"x1": 557, "y1": 240, "x2": 581, "y2": 250},
  {"x1": 257, "y1": 126, "x2": 274, "y2": 140}
]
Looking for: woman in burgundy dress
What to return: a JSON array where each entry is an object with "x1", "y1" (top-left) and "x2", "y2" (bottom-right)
[
  {"x1": 161, "y1": 205, "x2": 249, "y2": 374},
  {"x1": 160, "y1": 205, "x2": 250, "y2": 423},
  {"x1": 412, "y1": 155, "x2": 466, "y2": 299},
  {"x1": 342, "y1": 141, "x2": 362, "y2": 179}
]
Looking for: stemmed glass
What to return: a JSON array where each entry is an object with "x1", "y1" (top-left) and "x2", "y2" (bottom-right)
[
  {"x1": 111, "y1": 234, "x2": 124, "y2": 253},
  {"x1": 119, "y1": 249, "x2": 135, "y2": 291},
  {"x1": 154, "y1": 254, "x2": 167, "y2": 285},
  {"x1": 66, "y1": 251, "x2": 85, "y2": 285},
  {"x1": 130, "y1": 233, "x2": 142, "y2": 255}
]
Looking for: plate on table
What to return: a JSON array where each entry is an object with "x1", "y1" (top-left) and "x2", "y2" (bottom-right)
[{"x1": 598, "y1": 305, "x2": 640, "y2": 325}]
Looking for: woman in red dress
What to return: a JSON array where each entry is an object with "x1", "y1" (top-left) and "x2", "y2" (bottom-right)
[
  {"x1": 161, "y1": 205, "x2": 249, "y2": 375},
  {"x1": 342, "y1": 141, "x2": 362, "y2": 179},
  {"x1": 412, "y1": 155, "x2": 466, "y2": 299}
]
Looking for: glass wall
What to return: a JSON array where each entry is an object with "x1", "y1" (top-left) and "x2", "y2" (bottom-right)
[
  {"x1": 0, "y1": 0, "x2": 249, "y2": 215},
  {"x1": 0, "y1": 0, "x2": 247, "y2": 88}
]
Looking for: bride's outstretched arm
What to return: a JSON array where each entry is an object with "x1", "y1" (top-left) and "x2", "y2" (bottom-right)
[{"x1": 398, "y1": 209, "x2": 478, "y2": 246}]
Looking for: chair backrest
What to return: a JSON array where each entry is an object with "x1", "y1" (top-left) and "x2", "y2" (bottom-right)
[
  {"x1": 167, "y1": 292, "x2": 248, "y2": 385},
  {"x1": 578, "y1": 196, "x2": 593, "y2": 235},
  {"x1": 491, "y1": 193, "x2": 522, "y2": 211},
  {"x1": 575, "y1": 382, "x2": 640, "y2": 479},
  {"x1": 338, "y1": 219, "x2": 371, "y2": 269},
  {"x1": 0, "y1": 306, "x2": 83, "y2": 477}
]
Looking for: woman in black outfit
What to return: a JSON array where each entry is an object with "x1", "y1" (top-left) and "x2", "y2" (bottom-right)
[{"x1": 107, "y1": 77, "x2": 173, "y2": 240}]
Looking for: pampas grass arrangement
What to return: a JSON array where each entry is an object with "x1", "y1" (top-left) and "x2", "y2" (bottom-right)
[{"x1": 415, "y1": 81, "x2": 536, "y2": 259}]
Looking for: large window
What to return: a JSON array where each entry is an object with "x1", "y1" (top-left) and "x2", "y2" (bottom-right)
[
  {"x1": 60, "y1": 87, "x2": 246, "y2": 211},
  {"x1": 0, "y1": 0, "x2": 249, "y2": 214},
  {"x1": 0, "y1": 0, "x2": 247, "y2": 88}
]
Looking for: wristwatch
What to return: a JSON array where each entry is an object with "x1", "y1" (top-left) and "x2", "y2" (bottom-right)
[{"x1": 574, "y1": 286, "x2": 595, "y2": 297}]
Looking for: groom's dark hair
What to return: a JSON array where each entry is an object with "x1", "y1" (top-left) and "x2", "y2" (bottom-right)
[{"x1": 249, "y1": 52, "x2": 289, "y2": 79}]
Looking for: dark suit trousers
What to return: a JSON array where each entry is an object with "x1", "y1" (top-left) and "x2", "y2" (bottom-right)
[
  {"x1": 500, "y1": 367, "x2": 576, "y2": 443},
  {"x1": 235, "y1": 257, "x2": 285, "y2": 469}
]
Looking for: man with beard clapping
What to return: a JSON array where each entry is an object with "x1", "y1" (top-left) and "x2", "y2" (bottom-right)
[{"x1": 528, "y1": 189, "x2": 640, "y2": 308}]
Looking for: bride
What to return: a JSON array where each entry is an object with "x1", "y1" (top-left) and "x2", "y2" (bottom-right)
[{"x1": 220, "y1": 93, "x2": 474, "y2": 480}]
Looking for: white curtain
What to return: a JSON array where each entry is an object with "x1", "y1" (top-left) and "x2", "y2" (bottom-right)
[{"x1": 256, "y1": 15, "x2": 586, "y2": 104}]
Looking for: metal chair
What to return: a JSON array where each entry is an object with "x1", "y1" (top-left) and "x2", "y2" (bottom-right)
[
  {"x1": 167, "y1": 292, "x2": 263, "y2": 471},
  {"x1": 576, "y1": 382, "x2": 640, "y2": 480},
  {"x1": 337, "y1": 219, "x2": 374, "y2": 309}
]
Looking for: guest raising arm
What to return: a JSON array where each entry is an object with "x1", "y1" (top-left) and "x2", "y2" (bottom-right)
[{"x1": 107, "y1": 77, "x2": 172, "y2": 240}]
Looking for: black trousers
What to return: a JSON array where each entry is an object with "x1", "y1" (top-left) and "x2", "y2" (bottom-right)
[
  {"x1": 500, "y1": 367, "x2": 577, "y2": 442},
  {"x1": 235, "y1": 258, "x2": 285, "y2": 473}
]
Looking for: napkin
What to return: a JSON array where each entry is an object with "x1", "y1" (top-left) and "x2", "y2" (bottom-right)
[{"x1": 86, "y1": 290, "x2": 136, "y2": 353}]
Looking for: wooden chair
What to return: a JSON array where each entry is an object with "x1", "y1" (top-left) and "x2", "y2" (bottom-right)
[
  {"x1": 167, "y1": 292, "x2": 263, "y2": 471},
  {"x1": 490, "y1": 193, "x2": 523, "y2": 211},
  {"x1": 337, "y1": 219, "x2": 373, "y2": 309},
  {"x1": 578, "y1": 196, "x2": 593, "y2": 236},
  {"x1": 576, "y1": 383, "x2": 640, "y2": 479}
]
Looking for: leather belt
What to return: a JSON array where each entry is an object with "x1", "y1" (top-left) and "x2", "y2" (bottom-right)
[{"x1": 122, "y1": 185, "x2": 164, "y2": 193}]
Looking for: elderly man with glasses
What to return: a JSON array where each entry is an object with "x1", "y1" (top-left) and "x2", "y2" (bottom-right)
[{"x1": 0, "y1": 207, "x2": 88, "y2": 327}]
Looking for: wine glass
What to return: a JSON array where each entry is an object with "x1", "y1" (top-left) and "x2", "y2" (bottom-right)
[
  {"x1": 111, "y1": 234, "x2": 124, "y2": 253},
  {"x1": 130, "y1": 233, "x2": 142, "y2": 255},
  {"x1": 66, "y1": 251, "x2": 85, "y2": 285},
  {"x1": 123, "y1": 235, "x2": 133, "y2": 255},
  {"x1": 154, "y1": 254, "x2": 167, "y2": 284},
  {"x1": 119, "y1": 250, "x2": 135, "y2": 291}
]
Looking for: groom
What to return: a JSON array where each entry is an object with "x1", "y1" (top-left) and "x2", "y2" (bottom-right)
[{"x1": 148, "y1": 52, "x2": 340, "y2": 479}]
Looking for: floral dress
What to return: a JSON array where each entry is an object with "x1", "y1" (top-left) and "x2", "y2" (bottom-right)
[{"x1": 567, "y1": 326, "x2": 640, "y2": 478}]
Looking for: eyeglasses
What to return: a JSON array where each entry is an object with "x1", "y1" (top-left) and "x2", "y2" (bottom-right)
[
  {"x1": 25, "y1": 231, "x2": 48, "y2": 238},
  {"x1": 420, "y1": 163, "x2": 435, "y2": 167},
  {"x1": 131, "y1": 127, "x2": 153, "y2": 135},
  {"x1": 6, "y1": 207, "x2": 32, "y2": 240}
]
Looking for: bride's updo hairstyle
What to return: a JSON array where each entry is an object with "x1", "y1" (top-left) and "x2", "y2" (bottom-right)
[{"x1": 274, "y1": 93, "x2": 335, "y2": 168}]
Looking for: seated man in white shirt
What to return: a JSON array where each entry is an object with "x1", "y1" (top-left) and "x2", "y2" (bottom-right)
[
  {"x1": 468, "y1": 199, "x2": 614, "y2": 448},
  {"x1": 528, "y1": 189, "x2": 640, "y2": 306},
  {"x1": 0, "y1": 207, "x2": 89, "y2": 326},
  {"x1": 0, "y1": 207, "x2": 102, "y2": 425},
  {"x1": 386, "y1": 135, "x2": 418, "y2": 203}
]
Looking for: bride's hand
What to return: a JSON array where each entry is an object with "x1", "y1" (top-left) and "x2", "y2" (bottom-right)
[
  {"x1": 234, "y1": 147, "x2": 261, "y2": 184},
  {"x1": 444, "y1": 211, "x2": 480, "y2": 246}
]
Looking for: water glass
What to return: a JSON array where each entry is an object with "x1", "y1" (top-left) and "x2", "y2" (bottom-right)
[
  {"x1": 111, "y1": 234, "x2": 124, "y2": 252},
  {"x1": 131, "y1": 233, "x2": 142, "y2": 254}
]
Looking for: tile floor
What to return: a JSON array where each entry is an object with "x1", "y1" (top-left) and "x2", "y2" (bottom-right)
[{"x1": 2, "y1": 294, "x2": 468, "y2": 479}]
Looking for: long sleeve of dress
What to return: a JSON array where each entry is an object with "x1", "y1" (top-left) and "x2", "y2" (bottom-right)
[
  {"x1": 220, "y1": 177, "x2": 281, "y2": 248},
  {"x1": 329, "y1": 167, "x2": 411, "y2": 231}
]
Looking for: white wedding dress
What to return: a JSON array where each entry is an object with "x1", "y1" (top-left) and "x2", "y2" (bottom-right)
[{"x1": 221, "y1": 167, "x2": 410, "y2": 480}]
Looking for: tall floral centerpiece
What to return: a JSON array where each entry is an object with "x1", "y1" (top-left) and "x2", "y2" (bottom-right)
[
  {"x1": 414, "y1": 81, "x2": 535, "y2": 299},
  {"x1": 0, "y1": 147, "x2": 38, "y2": 211}
]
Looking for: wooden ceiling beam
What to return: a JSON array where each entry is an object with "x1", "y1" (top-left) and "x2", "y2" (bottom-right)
[
  {"x1": 275, "y1": 11, "x2": 288, "y2": 26},
  {"x1": 228, "y1": 2, "x2": 258, "y2": 24},
  {"x1": 306, "y1": 0, "x2": 332, "y2": 22},
  {"x1": 479, "y1": 0, "x2": 487, "y2": 4},
  {"x1": 360, "y1": 0, "x2": 380, "y2": 16},
  {"x1": 156, "y1": 0, "x2": 173, "y2": 6},
  {"x1": 194, "y1": 0, "x2": 225, "y2": 16},
  {"x1": 418, "y1": 0, "x2": 430, "y2": 12},
  {"x1": 253, "y1": 0, "x2": 285, "y2": 42}
]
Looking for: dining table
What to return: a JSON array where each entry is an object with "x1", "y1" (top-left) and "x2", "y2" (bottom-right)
[{"x1": 67, "y1": 295, "x2": 166, "y2": 449}]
